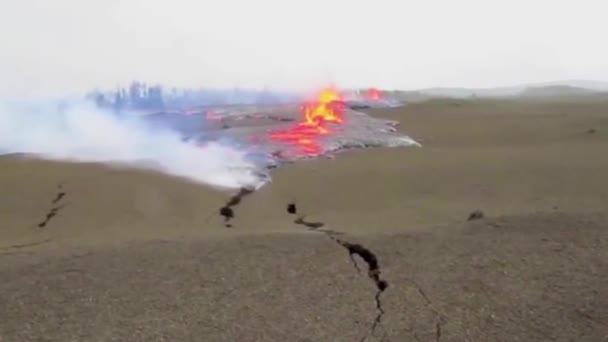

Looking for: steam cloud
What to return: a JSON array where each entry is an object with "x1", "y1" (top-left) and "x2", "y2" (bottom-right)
[{"x1": 0, "y1": 99, "x2": 268, "y2": 190}]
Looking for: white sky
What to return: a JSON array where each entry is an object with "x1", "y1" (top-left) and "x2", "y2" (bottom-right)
[{"x1": 1, "y1": 0, "x2": 606, "y2": 97}]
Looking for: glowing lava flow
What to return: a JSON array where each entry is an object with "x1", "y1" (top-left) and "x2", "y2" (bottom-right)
[
  {"x1": 367, "y1": 88, "x2": 381, "y2": 100},
  {"x1": 268, "y1": 88, "x2": 346, "y2": 157}
]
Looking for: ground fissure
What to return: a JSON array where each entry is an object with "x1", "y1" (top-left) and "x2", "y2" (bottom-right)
[{"x1": 287, "y1": 202, "x2": 388, "y2": 341}]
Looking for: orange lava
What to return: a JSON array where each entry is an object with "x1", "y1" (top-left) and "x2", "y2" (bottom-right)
[
  {"x1": 205, "y1": 110, "x2": 222, "y2": 120},
  {"x1": 268, "y1": 87, "x2": 346, "y2": 156},
  {"x1": 367, "y1": 88, "x2": 381, "y2": 100}
]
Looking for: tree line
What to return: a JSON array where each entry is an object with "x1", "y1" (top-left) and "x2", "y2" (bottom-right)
[{"x1": 86, "y1": 81, "x2": 300, "y2": 112}]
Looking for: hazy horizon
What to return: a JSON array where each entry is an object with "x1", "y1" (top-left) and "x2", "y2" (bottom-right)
[{"x1": 1, "y1": 0, "x2": 607, "y2": 98}]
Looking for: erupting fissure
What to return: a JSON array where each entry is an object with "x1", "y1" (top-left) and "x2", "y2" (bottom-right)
[
  {"x1": 367, "y1": 88, "x2": 381, "y2": 101},
  {"x1": 268, "y1": 87, "x2": 346, "y2": 156}
]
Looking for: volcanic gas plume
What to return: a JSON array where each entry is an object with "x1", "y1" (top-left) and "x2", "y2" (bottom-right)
[{"x1": 0, "y1": 100, "x2": 267, "y2": 190}]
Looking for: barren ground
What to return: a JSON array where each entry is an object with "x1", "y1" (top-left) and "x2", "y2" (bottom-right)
[{"x1": 1, "y1": 96, "x2": 608, "y2": 341}]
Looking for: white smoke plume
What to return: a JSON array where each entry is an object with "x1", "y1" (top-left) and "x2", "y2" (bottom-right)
[{"x1": 0, "y1": 99, "x2": 268, "y2": 190}]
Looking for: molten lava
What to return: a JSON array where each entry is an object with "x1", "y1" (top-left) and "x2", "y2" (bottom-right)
[
  {"x1": 367, "y1": 88, "x2": 381, "y2": 100},
  {"x1": 302, "y1": 88, "x2": 344, "y2": 126},
  {"x1": 268, "y1": 87, "x2": 346, "y2": 157},
  {"x1": 205, "y1": 110, "x2": 222, "y2": 120}
]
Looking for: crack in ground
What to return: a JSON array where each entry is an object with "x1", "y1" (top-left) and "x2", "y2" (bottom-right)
[
  {"x1": 406, "y1": 279, "x2": 447, "y2": 342},
  {"x1": 338, "y1": 240, "x2": 388, "y2": 342},
  {"x1": 576, "y1": 309, "x2": 608, "y2": 328},
  {"x1": 287, "y1": 202, "x2": 388, "y2": 341},
  {"x1": 0, "y1": 238, "x2": 52, "y2": 256},
  {"x1": 218, "y1": 187, "x2": 254, "y2": 227},
  {"x1": 37, "y1": 204, "x2": 66, "y2": 228},
  {"x1": 37, "y1": 184, "x2": 68, "y2": 228},
  {"x1": 51, "y1": 184, "x2": 66, "y2": 204},
  {"x1": 0, "y1": 238, "x2": 52, "y2": 251}
]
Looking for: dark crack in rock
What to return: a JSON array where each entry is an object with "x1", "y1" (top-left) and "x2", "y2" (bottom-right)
[
  {"x1": 219, "y1": 187, "x2": 255, "y2": 227},
  {"x1": 288, "y1": 202, "x2": 389, "y2": 341},
  {"x1": 467, "y1": 210, "x2": 484, "y2": 221}
]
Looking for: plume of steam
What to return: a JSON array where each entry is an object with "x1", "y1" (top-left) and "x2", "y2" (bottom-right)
[{"x1": 0, "y1": 99, "x2": 268, "y2": 190}]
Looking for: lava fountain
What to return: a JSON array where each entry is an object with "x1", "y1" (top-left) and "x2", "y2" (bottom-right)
[
  {"x1": 367, "y1": 88, "x2": 381, "y2": 100},
  {"x1": 267, "y1": 87, "x2": 346, "y2": 156}
]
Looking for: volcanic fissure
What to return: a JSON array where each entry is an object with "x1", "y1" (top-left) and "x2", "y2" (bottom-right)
[
  {"x1": 37, "y1": 184, "x2": 67, "y2": 228},
  {"x1": 287, "y1": 203, "x2": 388, "y2": 341},
  {"x1": 218, "y1": 187, "x2": 254, "y2": 227}
]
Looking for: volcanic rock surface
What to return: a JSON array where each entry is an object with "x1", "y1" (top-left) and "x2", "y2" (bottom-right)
[{"x1": 145, "y1": 102, "x2": 420, "y2": 168}]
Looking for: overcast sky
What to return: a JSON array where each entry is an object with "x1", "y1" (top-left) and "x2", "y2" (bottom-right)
[{"x1": 1, "y1": 0, "x2": 606, "y2": 97}]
